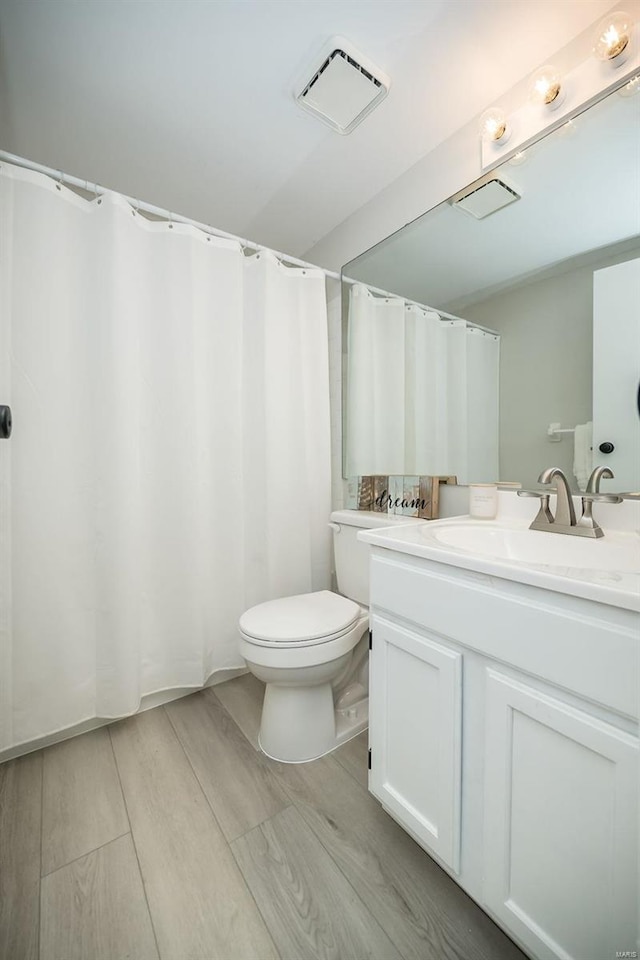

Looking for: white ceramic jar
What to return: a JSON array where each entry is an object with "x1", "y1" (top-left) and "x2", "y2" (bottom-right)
[{"x1": 469, "y1": 483, "x2": 499, "y2": 519}]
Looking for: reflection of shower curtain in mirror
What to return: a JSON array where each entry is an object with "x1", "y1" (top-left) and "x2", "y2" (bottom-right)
[{"x1": 346, "y1": 284, "x2": 499, "y2": 481}]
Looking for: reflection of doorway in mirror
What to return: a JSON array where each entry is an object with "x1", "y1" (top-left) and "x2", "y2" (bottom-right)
[{"x1": 593, "y1": 258, "x2": 640, "y2": 492}]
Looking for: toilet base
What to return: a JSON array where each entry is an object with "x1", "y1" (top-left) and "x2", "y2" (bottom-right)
[{"x1": 258, "y1": 681, "x2": 368, "y2": 763}]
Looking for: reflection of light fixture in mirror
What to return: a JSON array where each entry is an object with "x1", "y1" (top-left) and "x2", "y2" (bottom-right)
[
  {"x1": 508, "y1": 150, "x2": 528, "y2": 166},
  {"x1": 529, "y1": 64, "x2": 565, "y2": 109},
  {"x1": 479, "y1": 107, "x2": 510, "y2": 144},
  {"x1": 557, "y1": 119, "x2": 577, "y2": 138},
  {"x1": 618, "y1": 74, "x2": 640, "y2": 96},
  {"x1": 593, "y1": 11, "x2": 633, "y2": 65}
]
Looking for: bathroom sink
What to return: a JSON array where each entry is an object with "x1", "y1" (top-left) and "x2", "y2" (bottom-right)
[{"x1": 420, "y1": 519, "x2": 640, "y2": 575}]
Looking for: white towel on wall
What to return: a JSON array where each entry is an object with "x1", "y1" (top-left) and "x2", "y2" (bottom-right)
[{"x1": 573, "y1": 421, "x2": 593, "y2": 491}]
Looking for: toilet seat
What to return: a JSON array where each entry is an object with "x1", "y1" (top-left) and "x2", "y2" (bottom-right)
[{"x1": 239, "y1": 590, "x2": 361, "y2": 648}]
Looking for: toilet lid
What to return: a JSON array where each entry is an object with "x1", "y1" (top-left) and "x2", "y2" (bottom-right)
[{"x1": 239, "y1": 590, "x2": 361, "y2": 643}]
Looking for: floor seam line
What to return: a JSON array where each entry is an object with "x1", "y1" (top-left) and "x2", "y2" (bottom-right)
[
  {"x1": 38, "y1": 751, "x2": 44, "y2": 960},
  {"x1": 163, "y1": 703, "x2": 283, "y2": 960},
  {"x1": 107, "y1": 723, "x2": 162, "y2": 960},
  {"x1": 40, "y1": 830, "x2": 132, "y2": 880},
  {"x1": 161, "y1": 704, "x2": 231, "y2": 842},
  {"x1": 228, "y1": 810, "x2": 287, "y2": 960},
  {"x1": 228, "y1": 802, "x2": 297, "y2": 845}
]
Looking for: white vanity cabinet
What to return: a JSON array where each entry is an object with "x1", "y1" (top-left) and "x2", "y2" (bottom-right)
[{"x1": 367, "y1": 547, "x2": 639, "y2": 960}]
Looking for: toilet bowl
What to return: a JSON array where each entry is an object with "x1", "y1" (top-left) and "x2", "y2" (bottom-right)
[
  {"x1": 238, "y1": 510, "x2": 417, "y2": 763},
  {"x1": 239, "y1": 589, "x2": 369, "y2": 762}
]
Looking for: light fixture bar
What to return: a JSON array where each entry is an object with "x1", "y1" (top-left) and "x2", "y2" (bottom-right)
[{"x1": 481, "y1": 22, "x2": 640, "y2": 171}]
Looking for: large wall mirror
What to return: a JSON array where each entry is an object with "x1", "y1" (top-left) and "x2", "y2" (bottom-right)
[{"x1": 342, "y1": 83, "x2": 640, "y2": 491}]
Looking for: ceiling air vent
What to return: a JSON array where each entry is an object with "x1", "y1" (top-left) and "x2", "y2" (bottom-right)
[
  {"x1": 451, "y1": 176, "x2": 521, "y2": 220},
  {"x1": 295, "y1": 37, "x2": 390, "y2": 135}
]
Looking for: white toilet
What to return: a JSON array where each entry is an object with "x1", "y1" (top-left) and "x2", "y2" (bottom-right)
[{"x1": 238, "y1": 509, "x2": 413, "y2": 763}]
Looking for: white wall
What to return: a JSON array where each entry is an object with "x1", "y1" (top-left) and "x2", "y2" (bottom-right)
[{"x1": 467, "y1": 267, "x2": 592, "y2": 486}]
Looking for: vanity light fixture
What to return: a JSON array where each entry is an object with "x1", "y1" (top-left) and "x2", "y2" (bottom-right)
[
  {"x1": 480, "y1": 8, "x2": 640, "y2": 169},
  {"x1": 528, "y1": 64, "x2": 565, "y2": 109},
  {"x1": 478, "y1": 107, "x2": 510, "y2": 144},
  {"x1": 593, "y1": 11, "x2": 633, "y2": 65}
]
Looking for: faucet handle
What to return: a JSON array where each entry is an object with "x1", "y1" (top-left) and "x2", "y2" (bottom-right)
[
  {"x1": 580, "y1": 492, "x2": 623, "y2": 504},
  {"x1": 517, "y1": 489, "x2": 553, "y2": 527}
]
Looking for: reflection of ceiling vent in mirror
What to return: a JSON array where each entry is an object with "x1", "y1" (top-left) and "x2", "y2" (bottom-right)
[
  {"x1": 295, "y1": 37, "x2": 390, "y2": 135},
  {"x1": 451, "y1": 177, "x2": 521, "y2": 220}
]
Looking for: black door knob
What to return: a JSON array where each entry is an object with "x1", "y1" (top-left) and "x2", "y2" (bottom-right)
[
  {"x1": 0, "y1": 405, "x2": 11, "y2": 439},
  {"x1": 598, "y1": 441, "x2": 615, "y2": 454}
]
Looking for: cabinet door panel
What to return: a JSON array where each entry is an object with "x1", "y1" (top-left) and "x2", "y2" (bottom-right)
[
  {"x1": 483, "y1": 668, "x2": 638, "y2": 960},
  {"x1": 369, "y1": 616, "x2": 462, "y2": 872}
]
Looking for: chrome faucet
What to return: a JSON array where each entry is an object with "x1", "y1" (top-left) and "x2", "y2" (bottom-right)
[
  {"x1": 538, "y1": 467, "x2": 576, "y2": 528},
  {"x1": 517, "y1": 466, "x2": 622, "y2": 538}
]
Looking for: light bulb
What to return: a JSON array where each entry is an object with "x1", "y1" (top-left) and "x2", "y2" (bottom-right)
[
  {"x1": 528, "y1": 64, "x2": 564, "y2": 108},
  {"x1": 479, "y1": 107, "x2": 510, "y2": 144},
  {"x1": 593, "y1": 11, "x2": 633, "y2": 63}
]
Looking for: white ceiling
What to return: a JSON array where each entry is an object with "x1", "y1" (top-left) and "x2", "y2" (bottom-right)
[{"x1": 0, "y1": 0, "x2": 618, "y2": 258}]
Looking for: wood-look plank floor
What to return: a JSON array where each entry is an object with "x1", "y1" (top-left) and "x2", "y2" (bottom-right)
[
  {"x1": 232, "y1": 805, "x2": 402, "y2": 960},
  {"x1": 109, "y1": 707, "x2": 278, "y2": 960},
  {"x1": 165, "y1": 688, "x2": 289, "y2": 842},
  {"x1": 0, "y1": 750, "x2": 42, "y2": 960},
  {"x1": 212, "y1": 672, "x2": 265, "y2": 749},
  {"x1": 41, "y1": 726, "x2": 129, "y2": 876},
  {"x1": 0, "y1": 675, "x2": 528, "y2": 960},
  {"x1": 40, "y1": 835, "x2": 158, "y2": 960},
  {"x1": 333, "y1": 730, "x2": 369, "y2": 789}
]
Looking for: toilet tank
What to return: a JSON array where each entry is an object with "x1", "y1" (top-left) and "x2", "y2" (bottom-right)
[{"x1": 330, "y1": 510, "x2": 421, "y2": 606}]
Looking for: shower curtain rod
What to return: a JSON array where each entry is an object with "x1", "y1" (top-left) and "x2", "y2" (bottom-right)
[
  {"x1": 341, "y1": 275, "x2": 499, "y2": 338},
  {"x1": 0, "y1": 150, "x2": 498, "y2": 338},
  {"x1": 0, "y1": 149, "x2": 343, "y2": 282}
]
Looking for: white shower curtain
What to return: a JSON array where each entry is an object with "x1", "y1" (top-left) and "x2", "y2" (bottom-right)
[
  {"x1": 0, "y1": 162, "x2": 331, "y2": 753},
  {"x1": 346, "y1": 284, "x2": 499, "y2": 482}
]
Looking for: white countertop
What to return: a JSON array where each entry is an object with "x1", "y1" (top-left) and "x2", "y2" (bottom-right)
[{"x1": 357, "y1": 493, "x2": 640, "y2": 613}]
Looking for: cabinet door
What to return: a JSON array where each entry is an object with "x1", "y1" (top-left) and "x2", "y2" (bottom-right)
[
  {"x1": 483, "y1": 668, "x2": 638, "y2": 960},
  {"x1": 369, "y1": 616, "x2": 462, "y2": 872}
]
